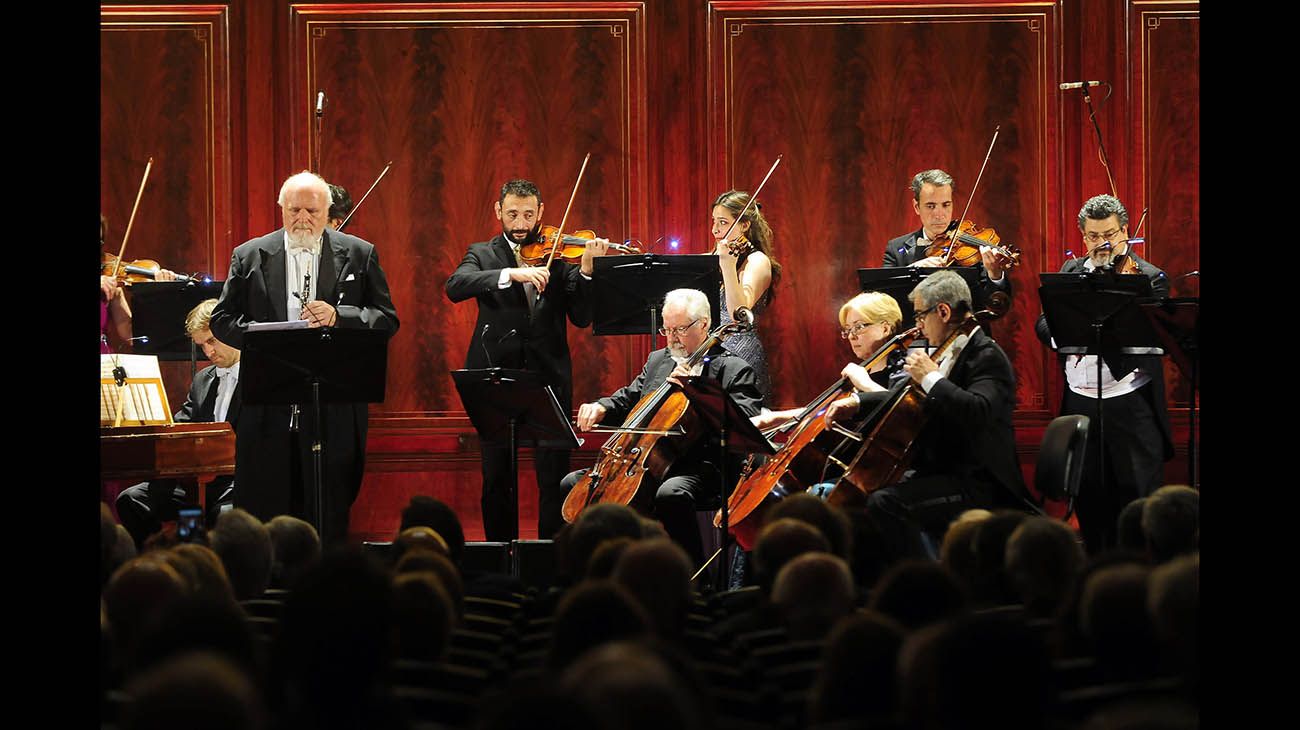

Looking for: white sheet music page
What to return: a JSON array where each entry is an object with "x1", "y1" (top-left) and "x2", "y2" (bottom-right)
[{"x1": 100, "y1": 354, "x2": 171, "y2": 425}]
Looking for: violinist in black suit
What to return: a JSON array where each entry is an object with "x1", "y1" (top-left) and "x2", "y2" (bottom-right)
[
  {"x1": 211, "y1": 171, "x2": 400, "y2": 546},
  {"x1": 1035, "y1": 194, "x2": 1173, "y2": 553},
  {"x1": 116, "y1": 299, "x2": 242, "y2": 547},
  {"x1": 826, "y1": 271, "x2": 1036, "y2": 561},
  {"x1": 884, "y1": 169, "x2": 1012, "y2": 306},
  {"x1": 445, "y1": 179, "x2": 613, "y2": 540},
  {"x1": 561, "y1": 288, "x2": 763, "y2": 563}
]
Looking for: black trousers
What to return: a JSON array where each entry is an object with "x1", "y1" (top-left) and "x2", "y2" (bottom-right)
[
  {"x1": 115, "y1": 478, "x2": 233, "y2": 547},
  {"x1": 558, "y1": 461, "x2": 723, "y2": 565},
  {"x1": 865, "y1": 473, "x2": 993, "y2": 562},
  {"x1": 1062, "y1": 388, "x2": 1166, "y2": 554},
  {"x1": 481, "y1": 443, "x2": 571, "y2": 541}
]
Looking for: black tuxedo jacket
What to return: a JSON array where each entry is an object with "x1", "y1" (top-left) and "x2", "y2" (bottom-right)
[
  {"x1": 209, "y1": 227, "x2": 399, "y2": 526},
  {"x1": 445, "y1": 233, "x2": 592, "y2": 411},
  {"x1": 855, "y1": 326, "x2": 1032, "y2": 509},
  {"x1": 884, "y1": 228, "x2": 1012, "y2": 305},
  {"x1": 1034, "y1": 251, "x2": 1174, "y2": 459},
  {"x1": 173, "y1": 363, "x2": 242, "y2": 490}
]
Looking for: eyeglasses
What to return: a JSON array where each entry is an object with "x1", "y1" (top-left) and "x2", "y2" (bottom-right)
[
  {"x1": 1083, "y1": 228, "x2": 1125, "y2": 244},
  {"x1": 659, "y1": 319, "x2": 701, "y2": 337},
  {"x1": 840, "y1": 321, "x2": 878, "y2": 339},
  {"x1": 913, "y1": 305, "x2": 937, "y2": 323}
]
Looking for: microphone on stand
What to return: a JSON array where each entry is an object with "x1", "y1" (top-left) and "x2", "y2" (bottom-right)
[{"x1": 1059, "y1": 80, "x2": 1105, "y2": 90}]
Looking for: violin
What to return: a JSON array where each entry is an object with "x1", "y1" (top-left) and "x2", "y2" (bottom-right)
[
  {"x1": 560, "y1": 309, "x2": 758, "y2": 523},
  {"x1": 717, "y1": 326, "x2": 921, "y2": 535},
  {"x1": 101, "y1": 251, "x2": 198, "y2": 284},
  {"x1": 517, "y1": 225, "x2": 643, "y2": 266},
  {"x1": 722, "y1": 234, "x2": 753, "y2": 258},
  {"x1": 924, "y1": 219, "x2": 1022, "y2": 270}
]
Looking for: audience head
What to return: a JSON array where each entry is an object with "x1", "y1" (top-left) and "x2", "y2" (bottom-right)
[
  {"x1": 1079, "y1": 562, "x2": 1160, "y2": 678},
  {"x1": 394, "y1": 547, "x2": 464, "y2": 619},
  {"x1": 939, "y1": 509, "x2": 992, "y2": 594},
  {"x1": 1147, "y1": 552, "x2": 1198, "y2": 687},
  {"x1": 104, "y1": 556, "x2": 190, "y2": 664},
  {"x1": 398, "y1": 495, "x2": 465, "y2": 566},
  {"x1": 1142, "y1": 485, "x2": 1199, "y2": 563},
  {"x1": 392, "y1": 525, "x2": 449, "y2": 563},
  {"x1": 869, "y1": 559, "x2": 968, "y2": 632},
  {"x1": 120, "y1": 651, "x2": 265, "y2": 730},
  {"x1": 752, "y1": 517, "x2": 831, "y2": 595},
  {"x1": 809, "y1": 610, "x2": 905, "y2": 724},
  {"x1": 171, "y1": 543, "x2": 238, "y2": 607},
  {"x1": 264, "y1": 515, "x2": 320, "y2": 591},
  {"x1": 771, "y1": 552, "x2": 856, "y2": 640},
  {"x1": 969, "y1": 510, "x2": 1030, "y2": 606},
  {"x1": 208, "y1": 509, "x2": 274, "y2": 601},
  {"x1": 392, "y1": 571, "x2": 456, "y2": 662},
  {"x1": 900, "y1": 613, "x2": 1051, "y2": 730},
  {"x1": 612, "y1": 538, "x2": 695, "y2": 640},
  {"x1": 1004, "y1": 516, "x2": 1086, "y2": 618},
  {"x1": 560, "y1": 504, "x2": 647, "y2": 581},
  {"x1": 1116, "y1": 497, "x2": 1149, "y2": 553},
  {"x1": 561, "y1": 641, "x2": 706, "y2": 730},
  {"x1": 765, "y1": 492, "x2": 853, "y2": 559},
  {"x1": 549, "y1": 580, "x2": 651, "y2": 671}
]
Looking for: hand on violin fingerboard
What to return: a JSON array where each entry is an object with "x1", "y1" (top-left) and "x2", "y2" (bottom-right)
[
  {"x1": 980, "y1": 247, "x2": 1005, "y2": 280},
  {"x1": 508, "y1": 266, "x2": 550, "y2": 292},
  {"x1": 154, "y1": 268, "x2": 180, "y2": 282},
  {"x1": 714, "y1": 239, "x2": 741, "y2": 268},
  {"x1": 300, "y1": 300, "x2": 338, "y2": 328},
  {"x1": 580, "y1": 237, "x2": 612, "y2": 276},
  {"x1": 101, "y1": 275, "x2": 122, "y2": 301}
]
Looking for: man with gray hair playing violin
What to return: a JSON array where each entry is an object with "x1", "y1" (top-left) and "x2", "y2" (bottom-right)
[{"x1": 1035, "y1": 193, "x2": 1172, "y2": 554}]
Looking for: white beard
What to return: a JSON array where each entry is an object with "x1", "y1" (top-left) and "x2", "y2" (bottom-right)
[{"x1": 286, "y1": 228, "x2": 319, "y2": 250}]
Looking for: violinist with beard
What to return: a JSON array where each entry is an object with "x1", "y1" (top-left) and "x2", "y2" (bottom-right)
[{"x1": 445, "y1": 179, "x2": 613, "y2": 541}]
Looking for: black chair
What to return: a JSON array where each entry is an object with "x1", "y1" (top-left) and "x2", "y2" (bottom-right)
[{"x1": 1035, "y1": 414, "x2": 1091, "y2": 518}]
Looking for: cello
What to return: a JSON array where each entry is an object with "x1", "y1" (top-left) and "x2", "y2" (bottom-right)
[
  {"x1": 716, "y1": 326, "x2": 920, "y2": 530},
  {"x1": 560, "y1": 308, "x2": 757, "y2": 523},
  {"x1": 820, "y1": 307, "x2": 1002, "y2": 508}
]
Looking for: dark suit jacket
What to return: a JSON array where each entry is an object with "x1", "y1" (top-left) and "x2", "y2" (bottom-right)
[
  {"x1": 168, "y1": 363, "x2": 242, "y2": 492},
  {"x1": 598, "y1": 345, "x2": 763, "y2": 475},
  {"x1": 1034, "y1": 252, "x2": 1174, "y2": 458},
  {"x1": 445, "y1": 233, "x2": 592, "y2": 411},
  {"x1": 855, "y1": 326, "x2": 1032, "y2": 509},
  {"x1": 209, "y1": 228, "x2": 400, "y2": 522},
  {"x1": 884, "y1": 228, "x2": 1011, "y2": 306}
]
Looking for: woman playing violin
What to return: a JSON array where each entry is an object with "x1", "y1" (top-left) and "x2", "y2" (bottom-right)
[
  {"x1": 100, "y1": 215, "x2": 180, "y2": 352},
  {"x1": 712, "y1": 190, "x2": 783, "y2": 405}
]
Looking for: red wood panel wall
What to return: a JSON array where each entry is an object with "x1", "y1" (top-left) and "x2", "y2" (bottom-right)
[{"x1": 101, "y1": 0, "x2": 1201, "y2": 541}]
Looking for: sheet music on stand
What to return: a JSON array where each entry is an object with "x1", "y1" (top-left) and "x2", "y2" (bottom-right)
[{"x1": 100, "y1": 354, "x2": 173, "y2": 426}]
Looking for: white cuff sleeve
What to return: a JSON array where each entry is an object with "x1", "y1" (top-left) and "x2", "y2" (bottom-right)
[{"x1": 921, "y1": 370, "x2": 945, "y2": 393}]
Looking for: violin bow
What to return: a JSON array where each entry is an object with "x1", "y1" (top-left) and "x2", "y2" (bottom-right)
[
  {"x1": 337, "y1": 160, "x2": 394, "y2": 231},
  {"x1": 942, "y1": 126, "x2": 1000, "y2": 265},
  {"x1": 542, "y1": 152, "x2": 592, "y2": 271},
  {"x1": 717, "y1": 155, "x2": 783, "y2": 246},
  {"x1": 111, "y1": 157, "x2": 154, "y2": 279}
]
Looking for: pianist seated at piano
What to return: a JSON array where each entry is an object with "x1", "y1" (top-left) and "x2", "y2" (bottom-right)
[{"x1": 116, "y1": 299, "x2": 242, "y2": 547}]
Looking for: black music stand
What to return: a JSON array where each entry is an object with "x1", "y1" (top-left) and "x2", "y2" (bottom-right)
[
  {"x1": 592, "y1": 254, "x2": 723, "y2": 349},
  {"x1": 241, "y1": 327, "x2": 389, "y2": 540},
  {"x1": 1039, "y1": 272, "x2": 1161, "y2": 493},
  {"x1": 680, "y1": 374, "x2": 774, "y2": 591},
  {"x1": 452, "y1": 368, "x2": 581, "y2": 541},
  {"x1": 1141, "y1": 297, "x2": 1199, "y2": 487},
  {"x1": 857, "y1": 266, "x2": 987, "y2": 327},
  {"x1": 129, "y1": 280, "x2": 226, "y2": 374}
]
